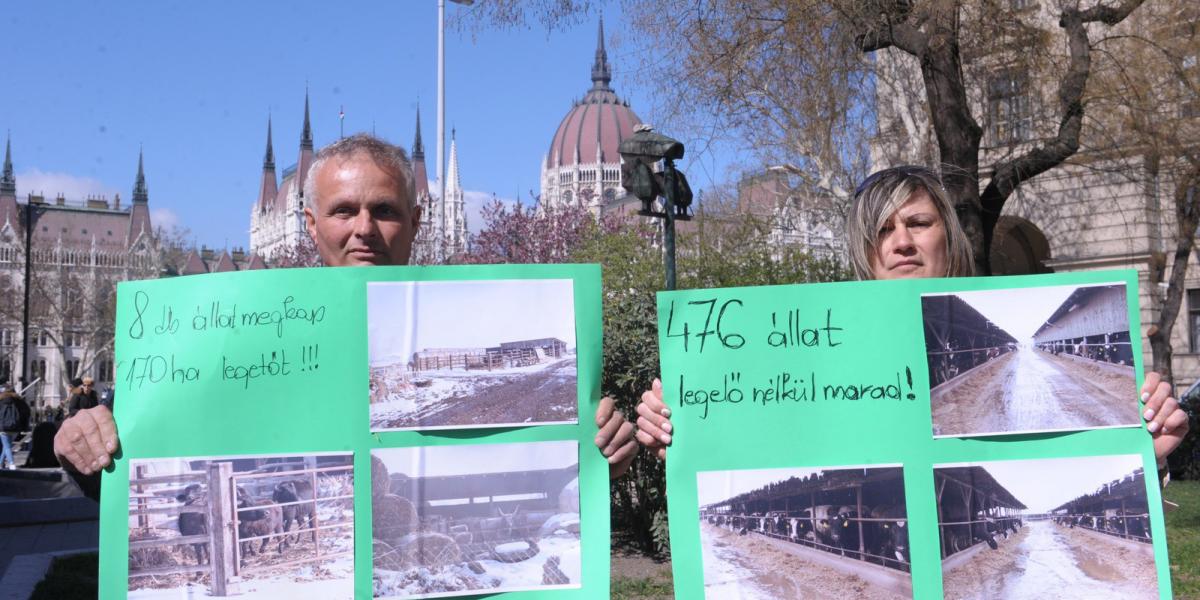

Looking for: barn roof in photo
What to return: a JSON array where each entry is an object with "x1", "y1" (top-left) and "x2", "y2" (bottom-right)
[
  {"x1": 703, "y1": 467, "x2": 904, "y2": 510},
  {"x1": 922, "y1": 294, "x2": 1018, "y2": 352},
  {"x1": 935, "y1": 466, "x2": 1026, "y2": 510},
  {"x1": 1051, "y1": 468, "x2": 1148, "y2": 512}
]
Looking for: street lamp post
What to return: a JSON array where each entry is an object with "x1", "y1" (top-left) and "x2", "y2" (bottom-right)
[
  {"x1": 438, "y1": 0, "x2": 474, "y2": 216},
  {"x1": 20, "y1": 199, "x2": 45, "y2": 390},
  {"x1": 619, "y1": 125, "x2": 693, "y2": 290}
]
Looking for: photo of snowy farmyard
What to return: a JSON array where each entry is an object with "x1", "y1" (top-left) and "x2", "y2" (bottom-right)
[
  {"x1": 696, "y1": 465, "x2": 912, "y2": 600},
  {"x1": 370, "y1": 441, "x2": 582, "y2": 599},
  {"x1": 922, "y1": 282, "x2": 1139, "y2": 437},
  {"x1": 935, "y1": 454, "x2": 1158, "y2": 599},
  {"x1": 367, "y1": 279, "x2": 578, "y2": 431},
  {"x1": 126, "y1": 452, "x2": 355, "y2": 600}
]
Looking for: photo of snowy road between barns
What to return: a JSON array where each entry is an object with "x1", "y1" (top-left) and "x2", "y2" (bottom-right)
[
  {"x1": 368, "y1": 279, "x2": 578, "y2": 431},
  {"x1": 922, "y1": 283, "x2": 1139, "y2": 437},
  {"x1": 697, "y1": 465, "x2": 912, "y2": 600},
  {"x1": 935, "y1": 455, "x2": 1157, "y2": 599}
]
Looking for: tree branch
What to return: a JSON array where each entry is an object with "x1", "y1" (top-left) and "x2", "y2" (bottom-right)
[{"x1": 979, "y1": 1, "x2": 1145, "y2": 243}]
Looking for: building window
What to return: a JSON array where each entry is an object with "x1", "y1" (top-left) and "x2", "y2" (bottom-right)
[
  {"x1": 66, "y1": 359, "x2": 80, "y2": 379},
  {"x1": 98, "y1": 359, "x2": 114, "y2": 382},
  {"x1": 0, "y1": 329, "x2": 11, "y2": 346},
  {"x1": 1189, "y1": 288, "x2": 1200, "y2": 352},
  {"x1": 30, "y1": 359, "x2": 47, "y2": 383},
  {"x1": 987, "y1": 69, "x2": 1033, "y2": 144}
]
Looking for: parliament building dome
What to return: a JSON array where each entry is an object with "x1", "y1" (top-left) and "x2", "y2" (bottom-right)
[{"x1": 541, "y1": 19, "x2": 641, "y2": 212}]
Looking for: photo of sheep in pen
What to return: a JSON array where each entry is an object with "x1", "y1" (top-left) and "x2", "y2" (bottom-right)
[
  {"x1": 935, "y1": 455, "x2": 1158, "y2": 599},
  {"x1": 696, "y1": 465, "x2": 912, "y2": 600},
  {"x1": 922, "y1": 283, "x2": 1139, "y2": 437},
  {"x1": 371, "y1": 441, "x2": 581, "y2": 599},
  {"x1": 126, "y1": 453, "x2": 355, "y2": 599},
  {"x1": 368, "y1": 279, "x2": 578, "y2": 432}
]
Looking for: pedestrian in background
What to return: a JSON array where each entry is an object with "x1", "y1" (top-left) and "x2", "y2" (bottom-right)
[
  {"x1": 68, "y1": 377, "x2": 98, "y2": 417},
  {"x1": 0, "y1": 383, "x2": 31, "y2": 470}
]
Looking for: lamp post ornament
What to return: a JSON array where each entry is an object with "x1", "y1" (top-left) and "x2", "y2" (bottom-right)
[{"x1": 619, "y1": 124, "x2": 693, "y2": 290}]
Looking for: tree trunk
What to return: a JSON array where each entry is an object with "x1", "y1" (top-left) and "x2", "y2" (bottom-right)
[{"x1": 1149, "y1": 175, "x2": 1200, "y2": 382}]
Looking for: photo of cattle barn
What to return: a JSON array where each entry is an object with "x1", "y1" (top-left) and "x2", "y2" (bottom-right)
[
  {"x1": 126, "y1": 453, "x2": 354, "y2": 599},
  {"x1": 371, "y1": 441, "x2": 581, "y2": 599},
  {"x1": 936, "y1": 455, "x2": 1158, "y2": 599},
  {"x1": 367, "y1": 280, "x2": 578, "y2": 431},
  {"x1": 923, "y1": 283, "x2": 1138, "y2": 437},
  {"x1": 1050, "y1": 468, "x2": 1153, "y2": 544},
  {"x1": 696, "y1": 466, "x2": 911, "y2": 600}
]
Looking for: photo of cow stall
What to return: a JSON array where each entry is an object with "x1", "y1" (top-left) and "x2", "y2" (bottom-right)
[
  {"x1": 936, "y1": 455, "x2": 1158, "y2": 599},
  {"x1": 696, "y1": 465, "x2": 911, "y2": 600},
  {"x1": 367, "y1": 279, "x2": 578, "y2": 431},
  {"x1": 922, "y1": 283, "x2": 1138, "y2": 437},
  {"x1": 371, "y1": 441, "x2": 581, "y2": 599},
  {"x1": 126, "y1": 453, "x2": 354, "y2": 599}
]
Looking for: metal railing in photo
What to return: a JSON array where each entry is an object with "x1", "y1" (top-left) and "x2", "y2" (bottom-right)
[
  {"x1": 228, "y1": 464, "x2": 355, "y2": 577},
  {"x1": 700, "y1": 510, "x2": 912, "y2": 573},
  {"x1": 934, "y1": 468, "x2": 1027, "y2": 560},
  {"x1": 126, "y1": 465, "x2": 227, "y2": 593},
  {"x1": 128, "y1": 461, "x2": 354, "y2": 597},
  {"x1": 1049, "y1": 511, "x2": 1153, "y2": 544}
]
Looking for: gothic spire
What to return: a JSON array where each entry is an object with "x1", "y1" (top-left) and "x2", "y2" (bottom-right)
[
  {"x1": 263, "y1": 114, "x2": 275, "y2": 169},
  {"x1": 301, "y1": 87, "x2": 313, "y2": 149},
  {"x1": 590, "y1": 17, "x2": 612, "y2": 91},
  {"x1": 132, "y1": 147, "x2": 148, "y2": 203},
  {"x1": 446, "y1": 128, "x2": 461, "y2": 194},
  {"x1": 0, "y1": 132, "x2": 14, "y2": 195},
  {"x1": 412, "y1": 106, "x2": 425, "y2": 161}
]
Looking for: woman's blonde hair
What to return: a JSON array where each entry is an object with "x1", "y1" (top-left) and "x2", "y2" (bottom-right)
[{"x1": 846, "y1": 166, "x2": 975, "y2": 280}]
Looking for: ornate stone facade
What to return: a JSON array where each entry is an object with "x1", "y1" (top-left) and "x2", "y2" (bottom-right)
[
  {"x1": 0, "y1": 138, "x2": 159, "y2": 408},
  {"x1": 250, "y1": 95, "x2": 468, "y2": 265},
  {"x1": 411, "y1": 113, "x2": 468, "y2": 264}
]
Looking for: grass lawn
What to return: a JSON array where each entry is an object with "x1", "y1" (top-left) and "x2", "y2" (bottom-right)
[{"x1": 1168, "y1": 479, "x2": 1200, "y2": 599}]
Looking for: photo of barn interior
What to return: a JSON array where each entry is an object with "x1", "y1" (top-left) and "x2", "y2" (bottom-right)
[
  {"x1": 935, "y1": 455, "x2": 1158, "y2": 599},
  {"x1": 922, "y1": 283, "x2": 1139, "y2": 437},
  {"x1": 696, "y1": 465, "x2": 912, "y2": 600}
]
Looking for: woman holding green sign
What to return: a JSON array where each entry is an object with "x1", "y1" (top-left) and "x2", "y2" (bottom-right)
[{"x1": 636, "y1": 165, "x2": 1189, "y2": 470}]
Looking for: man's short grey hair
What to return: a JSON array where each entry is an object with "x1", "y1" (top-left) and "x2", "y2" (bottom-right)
[
  {"x1": 302, "y1": 133, "x2": 417, "y2": 212},
  {"x1": 846, "y1": 165, "x2": 975, "y2": 280}
]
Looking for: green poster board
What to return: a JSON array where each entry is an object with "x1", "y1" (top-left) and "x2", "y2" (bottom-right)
[
  {"x1": 100, "y1": 264, "x2": 607, "y2": 600},
  {"x1": 659, "y1": 270, "x2": 1171, "y2": 599}
]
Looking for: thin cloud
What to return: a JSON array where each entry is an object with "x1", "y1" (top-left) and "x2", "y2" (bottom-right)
[
  {"x1": 151, "y1": 207, "x2": 181, "y2": 231},
  {"x1": 16, "y1": 169, "x2": 121, "y2": 203},
  {"x1": 424, "y1": 179, "x2": 517, "y2": 234}
]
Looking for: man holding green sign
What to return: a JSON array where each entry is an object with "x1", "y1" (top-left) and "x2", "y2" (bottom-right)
[{"x1": 53, "y1": 134, "x2": 638, "y2": 488}]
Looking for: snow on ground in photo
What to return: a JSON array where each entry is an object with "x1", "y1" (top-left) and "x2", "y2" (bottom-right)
[
  {"x1": 129, "y1": 555, "x2": 354, "y2": 600},
  {"x1": 374, "y1": 533, "x2": 581, "y2": 599},
  {"x1": 371, "y1": 357, "x2": 575, "y2": 425},
  {"x1": 699, "y1": 526, "x2": 775, "y2": 600},
  {"x1": 963, "y1": 521, "x2": 1152, "y2": 600}
]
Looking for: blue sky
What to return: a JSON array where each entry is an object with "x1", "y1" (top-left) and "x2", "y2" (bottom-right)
[{"x1": 1, "y1": 2, "x2": 743, "y2": 250}]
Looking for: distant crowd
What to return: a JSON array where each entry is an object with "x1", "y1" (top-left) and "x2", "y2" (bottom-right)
[{"x1": 0, "y1": 376, "x2": 114, "y2": 470}]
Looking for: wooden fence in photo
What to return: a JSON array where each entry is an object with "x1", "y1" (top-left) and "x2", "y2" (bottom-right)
[{"x1": 127, "y1": 461, "x2": 353, "y2": 597}]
